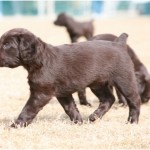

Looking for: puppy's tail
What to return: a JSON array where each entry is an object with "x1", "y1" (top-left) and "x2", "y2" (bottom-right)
[{"x1": 114, "y1": 33, "x2": 128, "y2": 45}]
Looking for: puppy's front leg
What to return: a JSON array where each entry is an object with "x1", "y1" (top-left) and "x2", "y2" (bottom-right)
[
  {"x1": 69, "y1": 34, "x2": 79, "y2": 43},
  {"x1": 57, "y1": 95, "x2": 83, "y2": 124},
  {"x1": 11, "y1": 92, "x2": 52, "y2": 128}
]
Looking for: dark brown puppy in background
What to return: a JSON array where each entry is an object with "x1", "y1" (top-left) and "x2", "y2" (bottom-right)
[
  {"x1": 54, "y1": 12, "x2": 94, "y2": 43},
  {"x1": 90, "y1": 34, "x2": 150, "y2": 105},
  {"x1": 78, "y1": 34, "x2": 150, "y2": 106},
  {"x1": 0, "y1": 28, "x2": 140, "y2": 127}
]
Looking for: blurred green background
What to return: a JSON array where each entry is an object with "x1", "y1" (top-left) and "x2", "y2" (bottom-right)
[{"x1": 0, "y1": 0, "x2": 150, "y2": 18}]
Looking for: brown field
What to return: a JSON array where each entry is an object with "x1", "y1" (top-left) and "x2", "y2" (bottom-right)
[{"x1": 0, "y1": 17, "x2": 150, "y2": 149}]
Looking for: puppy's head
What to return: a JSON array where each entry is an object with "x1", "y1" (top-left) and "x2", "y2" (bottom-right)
[
  {"x1": 54, "y1": 12, "x2": 67, "y2": 26},
  {"x1": 135, "y1": 72, "x2": 145, "y2": 96},
  {"x1": 135, "y1": 71, "x2": 150, "y2": 103},
  {"x1": 0, "y1": 28, "x2": 39, "y2": 68}
]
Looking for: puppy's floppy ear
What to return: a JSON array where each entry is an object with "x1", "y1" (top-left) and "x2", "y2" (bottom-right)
[{"x1": 18, "y1": 33, "x2": 37, "y2": 63}]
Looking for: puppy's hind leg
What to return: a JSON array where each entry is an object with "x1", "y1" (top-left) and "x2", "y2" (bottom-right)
[
  {"x1": 57, "y1": 95, "x2": 83, "y2": 124},
  {"x1": 114, "y1": 74, "x2": 141, "y2": 123},
  {"x1": 78, "y1": 88, "x2": 92, "y2": 106},
  {"x1": 89, "y1": 83, "x2": 115, "y2": 122}
]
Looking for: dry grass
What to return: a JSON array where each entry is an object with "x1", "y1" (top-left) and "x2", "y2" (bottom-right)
[{"x1": 0, "y1": 16, "x2": 150, "y2": 149}]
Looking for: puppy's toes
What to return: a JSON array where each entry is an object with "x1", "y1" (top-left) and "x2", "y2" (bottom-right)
[
  {"x1": 10, "y1": 123, "x2": 18, "y2": 128},
  {"x1": 89, "y1": 113, "x2": 99, "y2": 122},
  {"x1": 72, "y1": 113, "x2": 83, "y2": 124}
]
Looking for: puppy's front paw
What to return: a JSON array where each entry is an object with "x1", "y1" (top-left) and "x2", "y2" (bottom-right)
[
  {"x1": 73, "y1": 113, "x2": 83, "y2": 124},
  {"x1": 10, "y1": 120, "x2": 28, "y2": 128},
  {"x1": 10, "y1": 123, "x2": 18, "y2": 128}
]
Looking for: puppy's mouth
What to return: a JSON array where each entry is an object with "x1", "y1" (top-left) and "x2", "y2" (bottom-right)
[
  {"x1": 0, "y1": 63, "x2": 10, "y2": 68},
  {"x1": 0, "y1": 61, "x2": 6, "y2": 67},
  {"x1": 54, "y1": 21, "x2": 57, "y2": 25},
  {"x1": 0, "y1": 62, "x2": 19, "y2": 68}
]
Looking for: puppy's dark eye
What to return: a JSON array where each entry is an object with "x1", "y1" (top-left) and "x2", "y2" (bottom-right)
[{"x1": 3, "y1": 43, "x2": 11, "y2": 50}]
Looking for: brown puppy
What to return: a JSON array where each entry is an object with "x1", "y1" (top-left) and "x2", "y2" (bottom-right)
[
  {"x1": 90, "y1": 34, "x2": 150, "y2": 104},
  {"x1": 0, "y1": 28, "x2": 140, "y2": 127},
  {"x1": 54, "y1": 12, "x2": 94, "y2": 43}
]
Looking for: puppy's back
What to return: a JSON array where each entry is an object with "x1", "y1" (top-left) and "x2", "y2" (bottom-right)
[{"x1": 56, "y1": 40, "x2": 131, "y2": 75}]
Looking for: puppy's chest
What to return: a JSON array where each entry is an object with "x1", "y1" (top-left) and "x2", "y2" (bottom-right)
[{"x1": 28, "y1": 73, "x2": 56, "y2": 94}]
